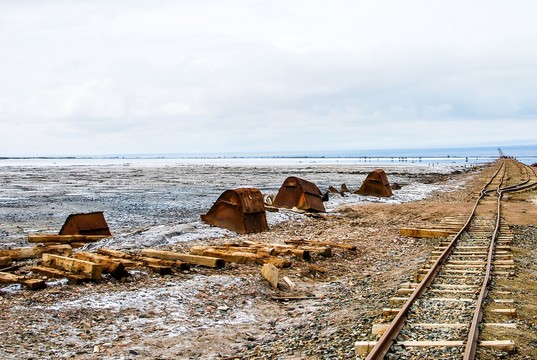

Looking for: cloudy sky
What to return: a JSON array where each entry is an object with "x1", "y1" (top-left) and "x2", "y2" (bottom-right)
[{"x1": 1, "y1": 1, "x2": 536, "y2": 156}]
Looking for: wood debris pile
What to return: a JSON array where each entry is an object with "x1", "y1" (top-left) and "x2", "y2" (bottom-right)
[{"x1": 0, "y1": 236, "x2": 357, "y2": 292}]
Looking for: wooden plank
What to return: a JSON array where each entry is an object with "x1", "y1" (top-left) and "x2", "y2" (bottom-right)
[
  {"x1": 492, "y1": 308, "x2": 517, "y2": 317},
  {"x1": 139, "y1": 249, "x2": 225, "y2": 269},
  {"x1": 28, "y1": 234, "x2": 109, "y2": 244},
  {"x1": 242, "y1": 240, "x2": 331, "y2": 257},
  {"x1": 216, "y1": 244, "x2": 276, "y2": 256},
  {"x1": 271, "y1": 295, "x2": 316, "y2": 301},
  {"x1": 73, "y1": 252, "x2": 129, "y2": 279},
  {"x1": 0, "y1": 271, "x2": 46, "y2": 290},
  {"x1": 69, "y1": 242, "x2": 86, "y2": 249},
  {"x1": 189, "y1": 246, "x2": 291, "y2": 268},
  {"x1": 284, "y1": 239, "x2": 357, "y2": 251},
  {"x1": 147, "y1": 264, "x2": 173, "y2": 275},
  {"x1": 137, "y1": 256, "x2": 190, "y2": 271},
  {"x1": 262, "y1": 257, "x2": 291, "y2": 268},
  {"x1": 97, "y1": 248, "x2": 134, "y2": 259},
  {"x1": 190, "y1": 246, "x2": 260, "y2": 264},
  {"x1": 0, "y1": 245, "x2": 72, "y2": 260},
  {"x1": 273, "y1": 248, "x2": 311, "y2": 261},
  {"x1": 399, "y1": 228, "x2": 456, "y2": 238},
  {"x1": 42, "y1": 253, "x2": 102, "y2": 280},
  {"x1": 190, "y1": 247, "x2": 258, "y2": 264},
  {"x1": 0, "y1": 257, "x2": 12, "y2": 267},
  {"x1": 30, "y1": 266, "x2": 87, "y2": 284},
  {"x1": 261, "y1": 263, "x2": 279, "y2": 289}
]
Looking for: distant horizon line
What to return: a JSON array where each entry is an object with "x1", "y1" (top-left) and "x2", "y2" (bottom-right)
[{"x1": 2, "y1": 144, "x2": 536, "y2": 160}]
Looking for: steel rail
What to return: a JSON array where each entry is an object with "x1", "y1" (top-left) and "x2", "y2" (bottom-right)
[
  {"x1": 464, "y1": 160, "x2": 536, "y2": 359},
  {"x1": 463, "y1": 161, "x2": 508, "y2": 359},
  {"x1": 364, "y1": 160, "x2": 507, "y2": 360}
]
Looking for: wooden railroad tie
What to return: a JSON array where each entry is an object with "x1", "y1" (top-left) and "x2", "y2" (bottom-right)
[
  {"x1": 383, "y1": 307, "x2": 516, "y2": 318},
  {"x1": 371, "y1": 322, "x2": 517, "y2": 335},
  {"x1": 355, "y1": 340, "x2": 515, "y2": 356},
  {"x1": 42, "y1": 253, "x2": 102, "y2": 281},
  {"x1": 0, "y1": 271, "x2": 46, "y2": 290}
]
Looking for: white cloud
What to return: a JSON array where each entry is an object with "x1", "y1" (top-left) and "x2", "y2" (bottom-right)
[{"x1": 0, "y1": 0, "x2": 536, "y2": 155}]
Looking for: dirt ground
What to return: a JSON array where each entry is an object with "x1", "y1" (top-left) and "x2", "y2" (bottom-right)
[{"x1": 1, "y1": 162, "x2": 536, "y2": 359}]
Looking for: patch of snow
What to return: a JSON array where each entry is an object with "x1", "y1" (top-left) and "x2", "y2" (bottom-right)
[
  {"x1": 0, "y1": 283, "x2": 22, "y2": 294},
  {"x1": 45, "y1": 278, "x2": 70, "y2": 287},
  {"x1": 16, "y1": 275, "x2": 255, "y2": 345}
]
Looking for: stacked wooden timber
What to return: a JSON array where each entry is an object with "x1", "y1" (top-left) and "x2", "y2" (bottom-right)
[
  {"x1": 189, "y1": 246, "x2": 291, "y2": 268},
  {"x1": 28, "y1": 234, "x2": 110, "y2": 248},
  {"x1": 96, "y1": 249, "x2": 190, "y2": 275},
  {"x1": 187, "y1": 239, "x2": 355, "y2": 269},
  {"x1": 0, "y1": 237, "x2": 357, "y2": 291},
  {"x1": 140, "y1": 249, "x2": 225, "y2": 269}
]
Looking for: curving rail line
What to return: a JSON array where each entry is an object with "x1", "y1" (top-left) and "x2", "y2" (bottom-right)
[{"x1": 361, "y1": 159, "x2": 537, "y2": 359}]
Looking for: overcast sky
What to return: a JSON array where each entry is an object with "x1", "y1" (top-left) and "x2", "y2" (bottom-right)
[{"x1": 1, "y1": 1, "x2": 536, "y2": 156}]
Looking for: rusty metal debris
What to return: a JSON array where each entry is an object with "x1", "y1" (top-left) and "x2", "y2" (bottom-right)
[
  {"x1": 355, "y1": 169, "x2": 393, "y2": 197},
  {"x1": 59, "y1": 211, "x2": 112, "y2": 236},
  {"x1": 201, "y1": 188, "x2": 268, "y2": 234},
  {"x1": 272, "y1": 177, "x2": 326, "y2": 212}
]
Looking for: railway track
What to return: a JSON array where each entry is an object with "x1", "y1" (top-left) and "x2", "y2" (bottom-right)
[{"x1": 356, "y1": 159, "x2": 537, "y2": 359}]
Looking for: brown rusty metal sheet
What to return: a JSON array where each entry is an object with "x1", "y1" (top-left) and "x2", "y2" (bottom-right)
[
  {"x1": 201, "y1": 188, "x2": 268, "y2": 234},
  {"x1": 59, "y1": 211, "x2": 112, "y2": 236},
  {"x1": 272, "y1": 177, "x2": 326, "y2": 212},
  {"x1": 356, "y1": 169, "x2": 393, "y2": 197}
]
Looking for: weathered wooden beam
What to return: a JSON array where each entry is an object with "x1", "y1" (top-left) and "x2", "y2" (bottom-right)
[
  {"x1": 0, "y1": 257, "x2": 12, "y2": 267},
  {"x1": 41, "y1": 253, "x2": 102, "y2": 280},
  {"x1": 190, "y1": 247, "x2": 259, "y2": 264},
  {"x1": 262, "y1": 257, "x2": 291, "y2": 268},
  {"x1": 137, "y1": 256, "x2": 190, "y2": 271},
  {"x1": 28, "y1": 234, "x2": 109, "y2": 244},
  {"x1": 147, "y1": 264, "x2": 173, "y2": 275},
  {"x1": 73, "y1": 252, "x2": 129, "y2": 279},
  {"x1": 0, "y1": 271, "x2": 46, "y2": 290},
  {"x1": 97, "y1": 248, "x2": 185, "y2": 270},
  {"x1": 30, "y1": 266, "x2": 88, "y2": 284},
  {"x1": 492, "y1": 308, "x2": 517, "y2": 317},
  {"x1": 0, "y1": 244, "x2": 72, "y2": 260},
  {"x1": 97, "y1": 248, "x2": 133, "y2": 259},
  {"x1": 261, "y1": 263, "x2": 279, "y2": 289},
  {"x1": 69, "y1": 242, "x2": 87, "y2": 249},
  {"x1": 243, "y1": 240, "x2": 331, "y2": 258},
  {"x1": 190, "y1": 247, "x2": 291, "y2": 268},
  {"x1": 284, "y1": 239, "x2": 357, "y2": 251},
  {"x1": 273, "y1": 248, "x2": 311, "y2": 261},
  {"x1": 399, "y1": 228, "x2": 456, "y2": 238},
  {"x1": 271, "y1": 295, "x2": 316, "y2": 301},
  {"x1": 208, "y1": 245, "x2": 275, "y2": 257},
  {"x1": 139, "y1": 249, "x2": 225, "y2": 269}
]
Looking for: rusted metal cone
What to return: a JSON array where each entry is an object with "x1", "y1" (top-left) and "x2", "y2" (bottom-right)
[
  {"x1": 201, "y1": 188, "x2": 269, "y2": 234},
  {"x1": 59, "y1": 212, "x2": 112, "y2": 236},
  {"x1": 355, "y1": 169, "x2": 393, "y2": 197},
  {"x1": 272, "y1": 177, "x2": 326, "y2": 213}
]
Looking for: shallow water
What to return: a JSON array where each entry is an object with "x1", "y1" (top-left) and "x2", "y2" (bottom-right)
[{"x1": 0, "y1": 161, "x2": 470, "y2": 248}]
